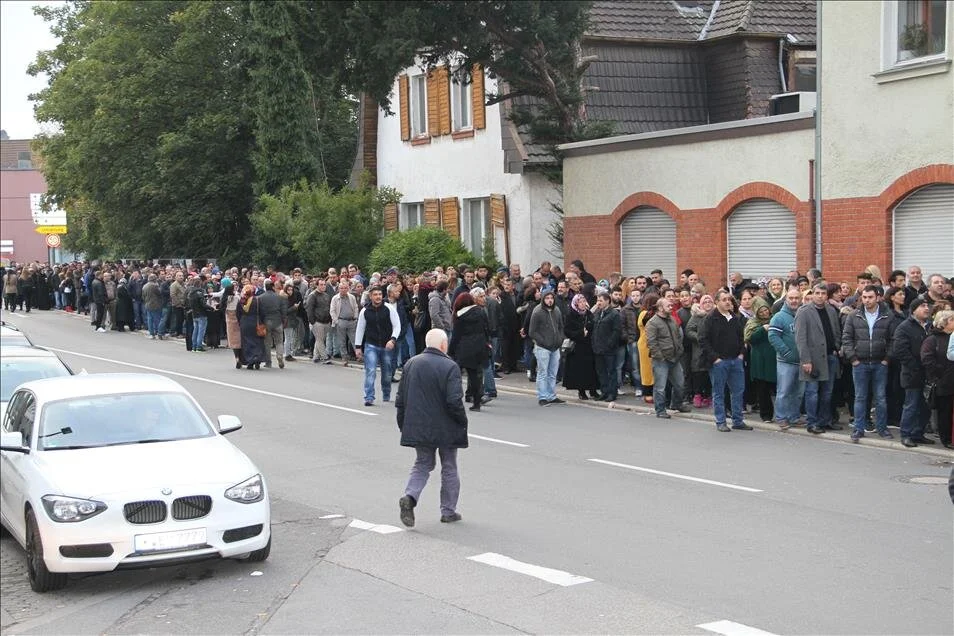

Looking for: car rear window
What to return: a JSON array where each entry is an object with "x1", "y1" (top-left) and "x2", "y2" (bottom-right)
[{"x1": 0, "y1": 358, "x2": 71, "y2": 401}]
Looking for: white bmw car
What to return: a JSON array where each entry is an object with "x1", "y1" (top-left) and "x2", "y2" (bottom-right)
[{"x1": 0, "y1": 373, "x2": 271, "y2": 592}]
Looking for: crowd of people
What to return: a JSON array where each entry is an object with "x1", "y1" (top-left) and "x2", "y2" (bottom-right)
[{"x1": 2, "y1": 259, "x2": 952, "y2": 449}]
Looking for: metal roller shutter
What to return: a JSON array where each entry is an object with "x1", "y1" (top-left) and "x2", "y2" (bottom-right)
[
  {"x1": 620, "y1": 206, "x2": 677, "y2": 278},
  {"x1": 893, "y1": 184, "x2": 954, "y2": 276},
  {"x1": 727, "y1": 199, "x2": 796, "y2": 280}
]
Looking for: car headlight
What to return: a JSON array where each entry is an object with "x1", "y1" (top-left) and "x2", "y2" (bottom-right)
[
  {"x1": 41, "y1": 495, "x2": 107, "y2": 522},
  {"x1": 224, "y1": 474, "x2": 264, "y2": 504}
]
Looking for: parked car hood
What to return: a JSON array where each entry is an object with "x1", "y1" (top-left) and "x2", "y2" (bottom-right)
[{"x1": 32, "y1": 436, "x2": 258, "y2": 499}]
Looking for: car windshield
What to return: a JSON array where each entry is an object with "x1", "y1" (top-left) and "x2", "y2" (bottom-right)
[
  {"x1": 39, "y1": 392, "x2": 215, "y2": 450},
  {"x1": 0, "y1": 357, "x2": 71, "y2": 402}
]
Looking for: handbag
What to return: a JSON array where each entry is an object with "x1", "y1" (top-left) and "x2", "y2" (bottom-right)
[
  {"x1": 253, "y1": 299, "x2": 267, "y2": 337},
  {"x1": 923, "y1": 381, "x2": 937, "y2": 409},
  {"x1": 561, "y1": 337, "x2": 575, "y2": 353}
]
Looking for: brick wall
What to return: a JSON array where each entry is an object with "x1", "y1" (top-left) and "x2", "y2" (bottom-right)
[{"x1": 563, "y1": 165, "x2": 954, "y2": 289}]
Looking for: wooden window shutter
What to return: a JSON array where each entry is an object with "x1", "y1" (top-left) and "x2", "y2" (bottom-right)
[
  {"x1": 426, "y1": 70, "x2": 440, "y2": 137},
  {"x1": 490, "y1": 193, "x2": 509, "y2": 263},
  {"x1": 437, "y1": 67, "x2": 451, "y2": 135},
  {"x1": 472, "y1": 64, "x2": 486, "y2": 130},
  {"x1": 383, "y1": 202, "x2": 398, "y2": 232},
  {"x1": 440, "y1": 197, "x2": 460, "y2": 238},
  {"x1": 398, "y1": 75, "x2": 410, "y2": 141},
  {"x1": 423, "y1": 199, "x2": 441, "y2": 227}
]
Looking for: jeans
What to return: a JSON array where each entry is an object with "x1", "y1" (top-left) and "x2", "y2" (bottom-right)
[
  {"x1": 710, "y1": 357, "x2": 745, "y2": 426},
  {"x1": 404, "y1": 447, "x2": 459, "y2": 517},
  {"x1": 283, "y1": 326, "x2": 298, "y2": 357},
  {"x1": 775, "y1": 361, "x2": 804, "y2": 425},
  {"x1": 596, "y1": 353, "x2": 619, "y2": 400},
  {"x1": 132, "y1": 299, "x2": 144, "y2": 329},
  {"x1": 627, "y1": 342, "x2": 641, "y2": 386},
  {"x1": 533, "y1": 345, "x2": 560, "y2": 401},
  {"x1": 804, "y1": 354, "x2": 839, "y2": 428},
  {"x1": 326, "y1": 328, "x2": 339, "y2": 357},
  {"x1": 159, "y1": 305, "x2": 171, "y2": 336},
  {"x1": 852, "y1": 362, "x2": 888, "y2": 434},
  {"x1": 615, "y1": 345, "x2": 627, "y2": 387},
  {"x1": 652, "y1": 359, "x2": 685, "y2": 414},
  {"x1": 483, "y1": 357, "x2": 497, "y2": 396},
  {"x1": 54, "y1": 290, "x2": 64, "y2": 309},
  {"x1": 146, "y1": 308, "x2": 162, "y2": 336},
  {"x1": 362, "y1": 343, "x2": 392, "y2": 403},
  {"x1": 899, "y1": 388, "x2": 930, "y2": 439},
  {"x1": 192, "y1": 315, "x2": 207, "y2": 349}
]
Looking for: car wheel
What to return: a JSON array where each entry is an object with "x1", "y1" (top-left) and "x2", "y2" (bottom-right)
[
  {"x1": 243, "y1": 534, "x2": 271, "y2": 563},
  {"x1": 25, "y1": 509, "x2": 68, "y2": 593}
]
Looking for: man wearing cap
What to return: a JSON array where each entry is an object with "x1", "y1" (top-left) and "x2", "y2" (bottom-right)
[
  {"x1": 893, "y1": 297, "x2": 935, "y2": 447},
  {"x1": 528, "y1": 287, "x2": 565, "y2": 406},
  {"x1": 354, "y1": 286, "x2": 401, "y2": 406}
]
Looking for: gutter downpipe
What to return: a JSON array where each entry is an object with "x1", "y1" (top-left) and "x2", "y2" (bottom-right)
[
  {"x1": 778, "y1": 38, "x2": 788, "y2": 93},
  {"x1": 814, "y1": 0, "x2": 823, "y2": 272}
]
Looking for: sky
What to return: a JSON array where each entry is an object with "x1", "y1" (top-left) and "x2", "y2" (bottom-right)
[{"x1": 1, "y1": 0, "x2": 64, "y2": 140}]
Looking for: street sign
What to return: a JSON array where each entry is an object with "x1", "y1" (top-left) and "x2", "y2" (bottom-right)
[
  {"x1": 35, "y1": 225, "x2": 68, "y2": 235},
  {"x1": 46, "y1": 234, "x2": 62, "y2": 248}
]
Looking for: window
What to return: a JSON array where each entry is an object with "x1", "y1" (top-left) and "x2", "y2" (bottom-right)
[
  {"x1": 400, "y1": 202, "x2": 423, "y2": 230},
  {"x1": 787, "y1": 51, "x2": 816, "y2": 92},
  {"x1": 409, "y1": 74, "x2": 427, "y2": 137},
  {"x1": 451, "y1": 70, "x2": 473, "y2": 131},
  {"x1": 17, "y1": 151, "x2": 32, "y2": 169},
  {"x1": 890, "y1": 0, "x2": 947, "y2": 65},
  {"x1": 461, "y1": 198, "x2": 489, "y2": 254}
]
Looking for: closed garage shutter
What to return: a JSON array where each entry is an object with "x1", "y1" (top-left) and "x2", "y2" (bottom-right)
[
  {"x1": 727, "y1": 199, "x2": 796, "y2": 280},
  {"x1": 894, "y1": 184, "x2": 954, "y2": 276},
  {"x1": 620, "y1": 206, "x2": 677, "y2": 278}
]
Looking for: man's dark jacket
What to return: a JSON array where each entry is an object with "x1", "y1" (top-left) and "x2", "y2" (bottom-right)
[
  {"x1": 892, "y1": 316, "x2": 929, "y2": 388},
  {"x1": 700, "y1": 309, "x2": 745, "y2": 366},
  {"x1": 90, "y1": 278, "x2": 106, "y2": 305},
  {"x1": 257, "y1": 289, "x2": 286, "y2": 329},
  {"x1": 591, "y1": 306, "x2": 622, "y2": 355},
  {"x1": 841, "y1": 304, "x2": 893, "y2": 363},
  {"x1": 396, "y1": 347, "x2": 468, "y2": 448}
]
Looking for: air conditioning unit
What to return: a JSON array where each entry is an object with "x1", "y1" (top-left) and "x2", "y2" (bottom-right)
[{"x1": 770, "y1": 91, "x2": 816, "y2": 115}]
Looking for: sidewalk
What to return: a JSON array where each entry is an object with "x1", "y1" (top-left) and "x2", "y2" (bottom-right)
[{"x1": 489, "y1": 369, "x2": 953, "y2": 460}]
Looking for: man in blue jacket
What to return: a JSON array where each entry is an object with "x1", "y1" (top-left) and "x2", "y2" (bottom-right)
[
  {"x1": 768, "y1": 286, "x2": 804, "y2": 430},
  {"x1": 396, "y1": 329, "x2": 468, "y2": 526}
]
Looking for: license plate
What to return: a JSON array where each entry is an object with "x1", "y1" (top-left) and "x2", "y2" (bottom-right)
[{"x1": 134, "y1": 528, "x2": 207, "y2": 553}]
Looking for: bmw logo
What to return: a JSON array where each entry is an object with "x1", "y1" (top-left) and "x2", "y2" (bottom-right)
[{"x1": 161, "y1": 488, "x2": 172, "y2": 496}]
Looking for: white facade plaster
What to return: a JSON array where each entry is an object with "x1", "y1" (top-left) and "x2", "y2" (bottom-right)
[
  {"x1": 820, "y1": 0, "x2": 954, "y2": 200},
  {"x1": 562, "y1": 126, "x2": 813, "y2": 217},
  {"x1": 375, "y1": 69, "x2": 560, "y2": 269}
]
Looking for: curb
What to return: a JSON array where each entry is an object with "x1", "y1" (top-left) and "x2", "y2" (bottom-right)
[{"x1": 492, "y1": 381, "x2": 954, "y2": 460}]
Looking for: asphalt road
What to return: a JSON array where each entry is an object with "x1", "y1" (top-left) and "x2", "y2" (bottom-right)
[{"x1": 1, "y1": 309, "x2": 952, "y2": 635}]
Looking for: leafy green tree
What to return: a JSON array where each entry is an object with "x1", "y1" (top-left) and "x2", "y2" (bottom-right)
[
  {"x1": 368, "y1": 227, "x2": 479, "y2": 274},
  {"x1": 252, "y1": 179, "x2": 399, "y2": 272}
]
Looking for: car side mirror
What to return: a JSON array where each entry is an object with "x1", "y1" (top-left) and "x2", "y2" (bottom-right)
[
  {"x1": 217, "y1": 415, "x2": 242, "y2": 435},
  {"x1": 0, "y1": 431, "x2": 29, "y2": 453}
]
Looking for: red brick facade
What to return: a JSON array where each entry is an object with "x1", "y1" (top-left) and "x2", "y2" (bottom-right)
[{"x1": 564, "y1": 164, "x2": 954, "y2": 288}]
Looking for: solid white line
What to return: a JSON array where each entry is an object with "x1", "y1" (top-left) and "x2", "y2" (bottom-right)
[
  {"x1": 467, "y1": 552, "x2": 593, "y2": 586},
  {"x1": 45, "y1": 347, "x2": 378, "y2": 417},
  {"x1": 588, "y1": 459, "x2": 763, "y2": 493},
  {"x1": 318, "y1": 514, "x2": 345, "y2": 519},
  {"x1": 467, "y1": 433, "x2": 529, "y2": 448},
  {"x1": 348, "y1": 519, "x2": 404, "y2": 534},
  {"x1": 697, "y1": 619, "x2": 779, "y2": 636}
]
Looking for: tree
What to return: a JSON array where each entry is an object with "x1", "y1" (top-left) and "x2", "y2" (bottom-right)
[
  {"x1": 251, "y1": 178, "x2": 399, "y2": 272},
  {"x1": 368, "y1": 227, "x2": 479, "y2": 275}
]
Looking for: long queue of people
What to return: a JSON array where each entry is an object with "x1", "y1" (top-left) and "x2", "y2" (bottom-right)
[{"x1": 2, "y1": 259, "x2": 953, "y2": 449}]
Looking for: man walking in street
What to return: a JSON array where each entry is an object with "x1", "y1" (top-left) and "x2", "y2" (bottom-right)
[
  {"x1": 701, "y1": 290, "x2": 751, "y2": 431},
  {"x1": 646, "y1": 296, "x2": 692, "y2": 418},
  {"x1": 396, "y1": 329, "x2": 468, "y2": 526},
  {"x1": 528, "y1": 287, "x2": 565, "y2": 406},
  {"x1": 842, "y1": 285, "x2": 895, "y2": 442},
  {"x1": 893, "y1": 298, "x2": 935, "y2": 447},
  {"x1": 258, "y1": 279, "x2": 287, "y2": 368},
  {"x1": 795, "y1": 283, "x2": 843, "y2": 434},
  {"x1": 354, "y1": 286, "x2": 400, "y2": 406}
]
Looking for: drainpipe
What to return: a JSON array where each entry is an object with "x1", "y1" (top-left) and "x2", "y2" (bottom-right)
[
  {"x1": 814, "y1": 0, "x2": 823, "y2": 271},
  {"x1": 778, "y1": 38, "x2": 788, "y2": 93}
]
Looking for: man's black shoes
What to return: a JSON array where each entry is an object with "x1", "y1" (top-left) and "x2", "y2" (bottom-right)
[
  {"x1": 807, "y1": 426, "x2": 825, "y2": 434},
  {"x1": 901, "y1": 437, "x2": 917, "y2": 448},
  {"x1": 399, "y1": 495, "x2": 416, "y2": 527},
  {"x1": 440, "y1": 513, "x2": 462, "y2": 523}
]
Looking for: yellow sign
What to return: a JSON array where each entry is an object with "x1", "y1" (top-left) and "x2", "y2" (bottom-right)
[{"x1": 34, "y1": 225, "x2": 67, "y2": 235}]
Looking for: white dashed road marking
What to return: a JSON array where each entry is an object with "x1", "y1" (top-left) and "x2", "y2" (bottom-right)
[
  {"x1": 467, "y1": 552, "x2": 593, "y2": 586},
  {"x1": 468, "y1": 434, "x2": 529, "y2": 447},
  {"x1": 348, "y1": 519, "x2": 404, "y2": 534},
  {"x1": 318, "y1": 514, "x2": 346, "y2": 519},
  {"x1": 44, "y1": 347, "x2": 378, "y2": 417},
  {"x1": 588, "y1": 459, "x2": 763, "y2": 493},
  {"x1": 697, "y1": 619, "x2": 779, "y2": 636}
]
